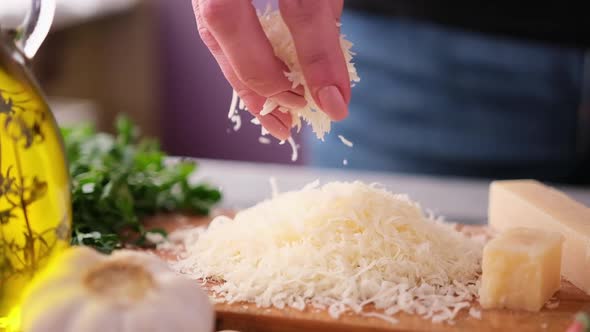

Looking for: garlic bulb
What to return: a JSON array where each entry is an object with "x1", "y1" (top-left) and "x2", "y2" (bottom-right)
[{"x1": 20, "y1": 247, "x2": 214, "y2": 332}]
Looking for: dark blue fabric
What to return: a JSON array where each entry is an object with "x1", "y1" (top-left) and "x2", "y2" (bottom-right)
[{"x1": 308, "y1": 12, "x2": 589, "y2": 184}]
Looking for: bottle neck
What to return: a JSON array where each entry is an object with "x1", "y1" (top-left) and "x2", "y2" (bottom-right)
[{"x1": 0, "y1": 29, "x2": 29, "y2": 68}]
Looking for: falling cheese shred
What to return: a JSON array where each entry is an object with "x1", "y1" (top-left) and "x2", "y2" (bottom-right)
[
  {"x1": 228, "y1": 90, "x2": 243, "y2": 132},
  {"x1": 169, "y1": 181, "x2": 483, "y2": 324},
  {"x1": 338, "y1": 135, "x2": 354, "y2": 147},
  {"x1": 286, "y1": 137, "x2": 298, "y2": 162}
]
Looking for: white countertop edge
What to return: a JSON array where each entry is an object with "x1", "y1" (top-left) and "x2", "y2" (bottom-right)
[{"x1": 187, "y1": 158, "x2": 590, "y2": 225}]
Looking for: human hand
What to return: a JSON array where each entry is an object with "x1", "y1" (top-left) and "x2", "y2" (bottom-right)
[{"x1": 193, "y1": 0, "x2": 350, "y2": 140}]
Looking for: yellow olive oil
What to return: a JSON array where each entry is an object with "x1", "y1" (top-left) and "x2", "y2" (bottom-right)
[{"x1": 0, "y1": 38, "x2": 71, "y2": 330}]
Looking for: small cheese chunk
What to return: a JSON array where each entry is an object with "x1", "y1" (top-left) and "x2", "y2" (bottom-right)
[
  {"x1": 489, "y1": 180, "x2": 590, "y2": 294},
  {"x1": 479, "y1": 227, "x2": 563, "y2": 311}
]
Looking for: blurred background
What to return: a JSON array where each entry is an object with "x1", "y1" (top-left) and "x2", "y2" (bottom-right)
[
  {"x1": 1, "y1": 0, "x2": 302, "y2": 165},
  {"x1": 1, "y1": 0, "x2": 588, "y2": 185}
]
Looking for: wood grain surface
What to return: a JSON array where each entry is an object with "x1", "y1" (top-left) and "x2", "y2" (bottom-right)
[{"x1": 144, "y1": 214, "x2": 590, "y2": 332}]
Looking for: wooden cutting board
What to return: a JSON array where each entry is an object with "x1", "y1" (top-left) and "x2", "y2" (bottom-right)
[{"x1": 144, "y1": 214, "x2": 590, "y2": 332}]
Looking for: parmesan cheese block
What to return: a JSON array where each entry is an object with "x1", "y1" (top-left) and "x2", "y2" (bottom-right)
[
  {"x1": 479, "y1": 227, "x2": 563, "y2": 311},
  {"x1": 489, "y1": 180, "x2": 590, "y2": 294}
]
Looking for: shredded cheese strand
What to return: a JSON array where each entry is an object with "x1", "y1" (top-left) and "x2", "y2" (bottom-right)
[{"x1": 338, "y1": 135, "x2": 354, "y2": 147}]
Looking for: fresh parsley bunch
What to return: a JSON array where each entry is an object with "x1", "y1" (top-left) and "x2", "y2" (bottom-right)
[{"x1": 62, "y1": 116, "x2": 221, "y2": 253}]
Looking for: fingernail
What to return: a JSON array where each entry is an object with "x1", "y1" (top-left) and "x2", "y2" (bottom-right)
[{"x1": 317, "y1": 86, "x2": 348, "y2": 121}]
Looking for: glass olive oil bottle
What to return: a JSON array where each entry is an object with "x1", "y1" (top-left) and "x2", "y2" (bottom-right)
[{"x1": 0, "y1": 1, "x2": 71, "y2": 330}]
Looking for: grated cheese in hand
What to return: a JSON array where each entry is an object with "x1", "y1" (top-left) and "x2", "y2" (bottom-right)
[
  {"x1": 257, "y1": 9, "x2": 360, "y2": 140},
  {"x1": 225, "y1": 8, "x2": 361, "y2": 162},
  {"x1": 260, "y1": 99, "x2": 278, "y2": 116},
  {"x1": 169, "y1": 181, "x2": 483, "y2": 324}
]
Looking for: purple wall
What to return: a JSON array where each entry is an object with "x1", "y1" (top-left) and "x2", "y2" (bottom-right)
[{"x1": 157, "y1": 0, "x2": 305, "y2": 164}]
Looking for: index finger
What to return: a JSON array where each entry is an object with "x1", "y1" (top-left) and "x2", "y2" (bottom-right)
[
  {"x1": 193, "y1": 0, "x2": 293, "y2": 140},
  {"x1": 199, "y1": 0, "x2": 299, "y2": 101}
]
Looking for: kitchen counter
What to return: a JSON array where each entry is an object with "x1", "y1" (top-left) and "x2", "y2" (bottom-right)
[{"x1": 194, "y1": 158, "x2": 590, "y2": 225}]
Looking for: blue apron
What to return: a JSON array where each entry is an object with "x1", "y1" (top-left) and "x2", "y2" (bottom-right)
[{"x1": 307, "y1": 11, "x2": 590, "y2": 185}]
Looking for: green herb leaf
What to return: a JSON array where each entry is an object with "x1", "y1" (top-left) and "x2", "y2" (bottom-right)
[{"x1": 63, "y1": 115, "x2": 221, "y2": 253}]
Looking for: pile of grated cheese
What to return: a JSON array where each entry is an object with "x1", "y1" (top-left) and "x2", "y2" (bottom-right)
[
  {"x1": 168, "y1": 181, "x2": 484, "y2": 324},
  {"x1": 228, "y1": 7, "x2": 361, "y2": 155}
]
